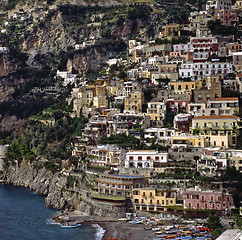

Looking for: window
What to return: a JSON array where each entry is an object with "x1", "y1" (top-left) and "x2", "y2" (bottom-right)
[
  {"x1": 150, "y1": 200, "x2": 153, "y2": 204},
  {"x1": 143, "y1": 192, "x2": 146, "y2": 196},
  {"x1": 201, "y1": 195, "x2": 205, "y2": 201},
  {"x1": 141, "y1": 199, "x2": 144, "y2": 203},
  {"x1": 150, "y1": 192, "x2": 152, "y2": 197},
  {"x1": 211, "y1": 195, "x2": 214, "y2": 201},
  {"x1": 147, "y1": 156, "x2": 151, "y2": 161},
  {"x1": 157, "y1": 200, "x2": 160, "y2": 204},
  {"x1": 196, "y1": 123, "x2": 199, "y2": 128},
  {"x1": 134, "y1": 199, "x2": 139, "y2": 203},
  {"x1": 155, "y1": 156, "x2": 159, "y2": 161},
  {"x1": 138, "y1": 156, "x2": 142, "y2": 161},
  {"x1": 204, "y1": 123, "x2": 207, "y2": 127},
  {"x1": 129, "y1": 156, "x2": 133, "y2": 161}
]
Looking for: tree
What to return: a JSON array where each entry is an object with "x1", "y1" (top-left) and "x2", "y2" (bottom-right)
[
  {"x1": 206, "y1": 213, "x2": 223, "y2": 239},
  {"x1": 100, "y1": 29, "x2": 111, "y2": 38}
]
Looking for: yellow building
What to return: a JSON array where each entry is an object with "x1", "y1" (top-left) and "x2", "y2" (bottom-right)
[
  {"x1": 95, "y1": 85, "x2": 106, "y2": 96},
  {"x1": 132, "y1": 188, "x2": 176, "y2": 212},
  {"x1": 71, "y1": 85, "x2": 107, "y2": 116},
  {"x1": 72, "y1": 88, "x2": 88, "y2": 117},
  {"x1": 163, "y1": 23, "x2": 180, "y2": 38},
  {"x1": 146, "y1": 102, "x2": 165, "y2": 127},
  {"x1": 93, "y1": 95, "x2": 108, "y2": 108},
  {"x1": 171, "y1": 135, "x2": 206, "y2": 148},
  {"x1": 229, "y1": 156, "x2": 242, "y2": 172},
  {"x1": 202, "y1": 75, "x2": 220, "y2": 88},
  {"x1": 106, "y1": 86, "x2": 119, "y2": 96},
  {"x1": 191, "y1": 115, "x2": 241, "y2": 148},
  {"x1": 139, "y1": 70, "x2": 150, "y2": 79},
  {"x1": 169, "y1": 81, "x2": 196, "y2": 91},
  {"x1": 124, "y1": 92, "x2": 144, "y2": 114}
]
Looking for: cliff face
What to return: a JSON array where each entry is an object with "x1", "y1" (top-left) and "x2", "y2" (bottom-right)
[
  {"x1": 21, "y1": 12, "x2": 75, "y2": 66},
  {"x1": 67, "y1": 41, "x2": 126, "y2": 76},
  {"x1": 3, "y1": 161, "x2": 126, "y2": 217},
  {"x1": 0, "y1": 54, "x2": 15, "y2": 77}
]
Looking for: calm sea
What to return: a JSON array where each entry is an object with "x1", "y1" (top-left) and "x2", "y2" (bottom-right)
[{"x1": 0, "y1": 183, "x2": 104, "y2": 240}]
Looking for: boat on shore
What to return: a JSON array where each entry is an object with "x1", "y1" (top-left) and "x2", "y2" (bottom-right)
[{"x1": 60, "y1": 223, "x2": 82, "y2": 229}]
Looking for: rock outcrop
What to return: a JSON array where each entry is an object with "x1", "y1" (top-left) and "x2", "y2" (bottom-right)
[
  {"x1": 21, "y1": 11, "x2": 75, "y2": 66},
  {"x1": 2, "y1": 160, "x2": 126, "y2": 218},
  {"x1": 67, "y1": 41, "x2": 126, "y2": 76},
  {"x1": 0, "y1": 54, "x2": 15, "y2": 77}
]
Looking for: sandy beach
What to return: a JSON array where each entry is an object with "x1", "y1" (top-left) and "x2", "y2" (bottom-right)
[{"x1": 100, "y1": 222, "x2": 152, "y2": 240}]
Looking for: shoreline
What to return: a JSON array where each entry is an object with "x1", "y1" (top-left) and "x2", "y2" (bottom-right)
[
  {"x1": 53, "y1": 211, "x2": 153, "y2": 240},
  {"x1": 99, "y1": 221, "x2": 153, "y2": 240}
]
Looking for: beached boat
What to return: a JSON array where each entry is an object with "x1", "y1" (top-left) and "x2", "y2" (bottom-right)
[{"x1": 61, "y1": 223, "x2": 82, "y2": 229}]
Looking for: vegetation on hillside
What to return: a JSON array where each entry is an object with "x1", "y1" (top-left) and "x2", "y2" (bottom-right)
[{"x1": 4, "y1": 100, "x2": 88, "y2": 165}]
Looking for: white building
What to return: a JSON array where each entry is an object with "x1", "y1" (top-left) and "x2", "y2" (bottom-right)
[
  {"x1": 56, "y1": 70, "x2": 77, "y2": 86},
  {"x1": 125, "y1": 150, "x2": 168, "y2": 168},
  {"x1": 144, "y1": 128, "x2": 175, "y2": 144},
  {"x1": 148, "y1": 56, "x2": 163, "y2": 65},
  {"x1": 206, "y1": 0, "x2": 232, "y2": 13},
  {"x1": 173, "y1": 43, "x2": 192, "y2": 52},
  {"x1": 179, "y1": 61, "x2": 233, "y2": 80},
  {"x1": 188, "y1": 103, "x2": 206, "y2": 116}
]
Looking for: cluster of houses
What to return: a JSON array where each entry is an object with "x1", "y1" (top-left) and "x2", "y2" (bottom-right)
[
  {"x1": 0, "y1": 0, "x2": 240, "y2": 216},
  {"x1": 57, "y1": 0, "x2": 242, "y2": 215}
]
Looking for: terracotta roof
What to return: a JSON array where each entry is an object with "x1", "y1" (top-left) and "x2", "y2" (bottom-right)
[
  {"x1": 194, "y1": 115, "x2": 240, "y2": 120},
  {"x1": 215, "y1": 97, "x2": 238, "y2": 101}
]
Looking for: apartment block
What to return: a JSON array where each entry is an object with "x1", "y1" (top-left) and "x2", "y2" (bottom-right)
[
  {"x1": 183, "y1": 189, "x2": 234, "y2": 211},
  {"x1": 133, "y1": 188, "x2": 176, "y2": 212},
  {"x1": 125, "y1": 150, "x2": 168, "y2": 168}
]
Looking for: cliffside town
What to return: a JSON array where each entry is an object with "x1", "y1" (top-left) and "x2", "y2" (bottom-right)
[{"x1": 0, "y1": 0, "x2": 242, "y2": 238}]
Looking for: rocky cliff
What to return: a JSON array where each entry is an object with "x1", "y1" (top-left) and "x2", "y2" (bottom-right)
[
  {"x1": 21, "y1": 11, "x2": 75, "y2": 66},
  {"x1": 67, "y1": 40, "x2": 126, "y2": 76},
  {"x1": 2, "y1": 160, "x2": 126, "y2": 218}
]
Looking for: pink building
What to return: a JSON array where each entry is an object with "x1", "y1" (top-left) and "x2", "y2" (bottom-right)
[
  {"x1": 183, "y1": 190, "x2": 234, "y2": 211},
  {"x1": 219, "y1": 9, "x2": 238, "y2": 26}
]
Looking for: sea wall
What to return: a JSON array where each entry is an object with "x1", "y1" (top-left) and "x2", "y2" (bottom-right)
[{"x1": 1, "y1": 160, "x2": 126, "y2": 218}]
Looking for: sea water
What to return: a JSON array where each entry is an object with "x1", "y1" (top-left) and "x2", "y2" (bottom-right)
[{"x1": 0, "y1": 184, "x2": 103, "y2": 240}]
